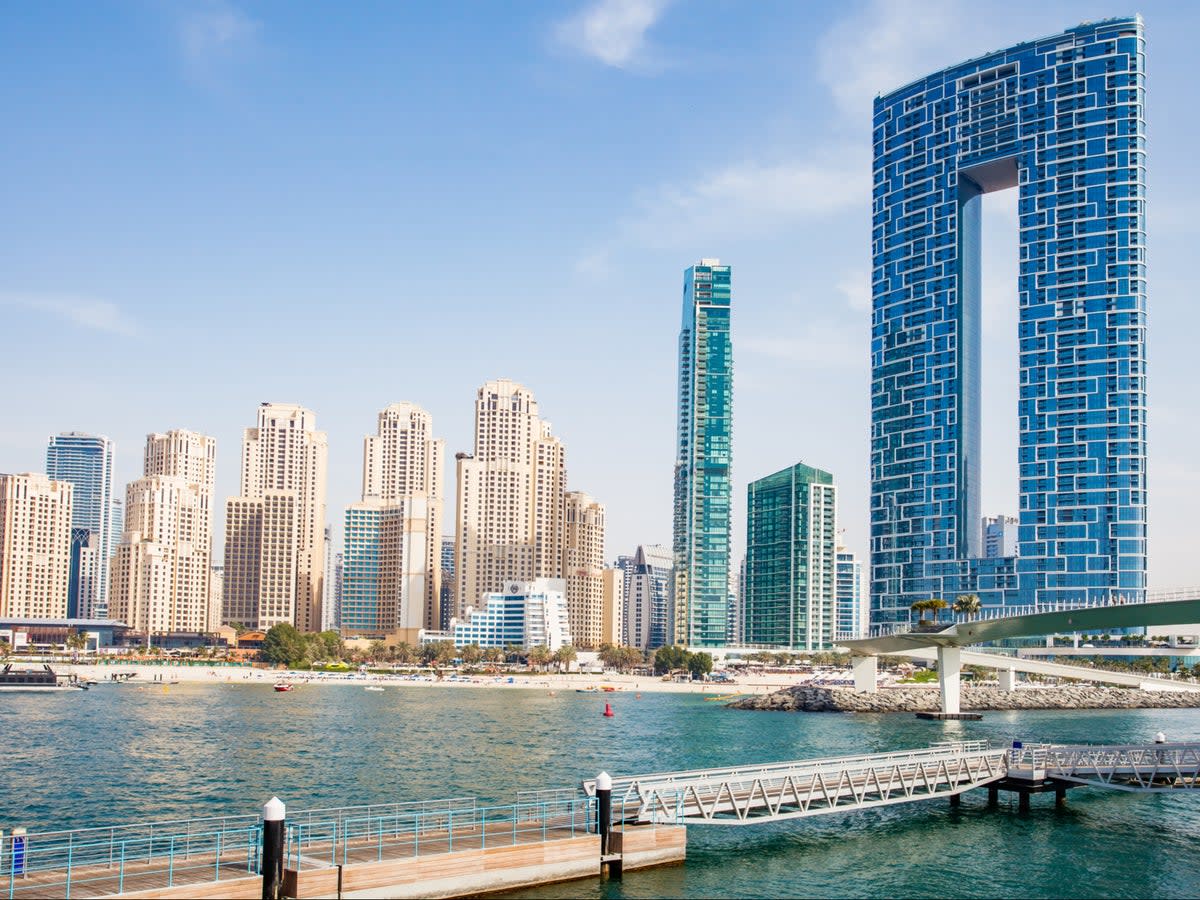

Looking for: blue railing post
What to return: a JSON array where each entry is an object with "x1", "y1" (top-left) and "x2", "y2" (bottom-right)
[
  {"x1": 512, "y1": 807, "x2": 517, "y2": 846},
  {"x1": 215, "y1": 831, "x2": 222, "y2": 881},
  {"x1": 118, "y1": 842, "x2": 125, "y2": 895},
  {"x1": 168, "y1": 835, "x2": 174, "y2": 886},
  {"x1": 480, "y1": 810, "x2": 485, "y2": 851},
  {"x1": 542, "y1": 801, "x2": 547, "y2": 842},
  {"x1": 413, "y1": 816, "x2": 419, "y2": 858},
  {"x1": 448, "y1": 811, "x2": 453, "y2": 853},
  {"x1": 65, "y1": 840, "x2": 73, "y2": 899}
]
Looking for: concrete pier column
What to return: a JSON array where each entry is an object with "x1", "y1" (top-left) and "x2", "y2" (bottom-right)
[
  {"x1": 987, "y1": 785, "x2": 998, "y2": 807},
  {"x1": 1018, "y1": 792, "x2": 1030, "y2": 813},
  {"x1": 261, "y1": 797, "x2": 285, "y2": 900},
  {"x1": 1055, "y1": 787, "x2": 1067, "y2": 807},
  {"x1": 998, "y1": 668, "x2": 1017, "y2": 692},
  {"x1": 851, "y1": 655, "x2": 878, "y2": 693},
  {"x1": 937, "y1": 646, "x2": 961, "y2": 715}
]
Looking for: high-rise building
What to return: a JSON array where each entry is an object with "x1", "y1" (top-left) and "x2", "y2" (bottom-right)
[
  {"x1": 835, "y1": 547, "x2": 866, "y2": 641},
  {"x1": 673, "y1": 259, "x2": 733, "y2": 648},
  {"x1": 110, "y1": 430, "x2": 217, "y2": 637},
  {"x1": 439, "y1": 536, "x2": 455, "y2": 631},
  {"x1": 982, "y1": 515, "x2": 1019, "y2": 560},
  {"x1": 563, "y1": 490, "x2": 605, "y2": 649},
  {"x1": 870, "y1": 18, "x2": 1148, "y2": 630},
  {"x1": 222, "y1": 403, "x2": 327, "y2": 631},
  {"x1": 455, "y1": 379, "x2": 566, "y2": 617},
  {"x1": 600, "y1": 567, "x2": 623, "y2": 646},
  {"x1": 208, "y1": 564, "x2": 224, "y2": 632},
  {"x1": 0, "y1": 473, "x2": 74, "y2": 619},
  {"x1": 341, "y1": 496, "x2": 428, "y2": 639},
  {"x1": 622, "y1": 544, "x2": 672, "y2": 651},
  {"x1": 46, "y1": 433, "x2": 115, "y2": 618},
  {"x1": 340, "y1": 404, "x2": 443, "y2": 640},
  {"x1": 363, "y1": 403, "x2": 445, "y2": 629},
  {"x1": 744, "y1": 463, "x2": 837, "y2": 650},
  {"x1": 110, "y1": 475, "x2": 211, "y2": 635}
]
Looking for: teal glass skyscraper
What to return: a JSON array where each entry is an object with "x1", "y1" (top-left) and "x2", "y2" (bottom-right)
[
  {"x1": 673, "y1": 259, "x2": 732, "y2": 647},
  {"x1": 871, "y1": 18, "x2": 1147, "y2": 630},
  {"x1": 744, "y1": 463, "x2": 838, "y2": 650},
  {"x1": 46, "y1": 432, "x2": 116, "y2": 619}
]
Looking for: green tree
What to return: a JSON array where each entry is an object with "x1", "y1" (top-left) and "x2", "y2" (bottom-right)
[
  {"x1": 504, "y1": 643, "x2": 526, "y2": 665},
  {"x1": 460, "y1": 643, "x2": 484, "y2": 666},
  {"x1": 952, "y1": 594, "x2": 981, "y2": 616},
  {"x1": 653, "y1": 645, "x2": 688, "y2": 675},
  {"x1": 687, "y1": 651, "x2": 714, "y2": 680},
  {"x1": 0, "y1": 639, "x2": 10, "y2": 659},
  {"x1": 911, "y1": 598, "x2": 949, "y2": 627},
  {"x1": 434, "y1": 641, "x2": 458, "y2": 666},
  {"x1": 261, "y1": 623, "x2": 308, "y2": 667},
  {"x1": 367, "y1": 640, "x2": 388, "y2": 663},
  {"x1": 66, "y1": 632, "x2": 88, "y2": 653},
  {"x1": 394, "y1": 642, "x2": 416, "y2": 665},
  {"x1": 528, "y1": 645, "x2": 553, "y2": 671},
  {"x1": 553, "y1": 644, "x2": 577, "y2": 672},
  {"x1": 483, "y1": 646, "x2": 504, "y2": 665}
]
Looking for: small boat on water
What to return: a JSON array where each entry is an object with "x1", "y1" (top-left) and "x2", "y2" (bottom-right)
[
  {"x1": 0, "y1": 664, "x2": 86, "y2": 692},
  {"x1": 364, "y1": 685, "x2": 385, "y2": 692},
  {"x1": 273, "y1": 682, "x2": 293, "y2": 692}
]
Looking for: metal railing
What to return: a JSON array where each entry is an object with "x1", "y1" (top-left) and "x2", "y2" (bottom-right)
[
  {"x1": 285, "y1": 796, "x2": 607, "y2": 870},
  {"x1": 3, "y1": 819, "x2": 261, "y2": 900}
]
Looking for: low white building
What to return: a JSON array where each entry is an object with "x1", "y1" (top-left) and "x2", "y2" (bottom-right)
[{"x1": 429, "y1": 578, "x2": 571, "y2": 650}]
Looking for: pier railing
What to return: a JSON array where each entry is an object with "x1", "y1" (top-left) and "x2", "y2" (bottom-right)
[
  {"x1": 3, "y1": 817, "x2": 261, "y2": 899},
  {"x1": 284, "y1": 795, "x2": 624, "y2": 870}
]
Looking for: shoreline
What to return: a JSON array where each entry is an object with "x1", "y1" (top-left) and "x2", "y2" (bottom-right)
[
  {"x1": 732, "y1": 684, "x2": 1200, "y2": 713},
  {"x1": 57, "y1": 662, "x2": 808, "y2": 696}
]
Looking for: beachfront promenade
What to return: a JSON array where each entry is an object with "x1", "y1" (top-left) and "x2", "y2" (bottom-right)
[{"x1": 8, "y1": 739, "x2": 1200, "y2": 899}]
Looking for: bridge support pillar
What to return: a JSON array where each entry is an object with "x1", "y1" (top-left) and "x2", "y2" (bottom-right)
[
  {"x1": 987, "y1": 785, "x2": 998, "y2": 806},
  {"x1": 1018, "y1": 792, "x2": 1030, "y2": 813},
  {"x1": 852, "y1": 655, "x2": 878, "y2": 693},
  {"x1": 949, "y1": 792, "x2": 960, "y2": 807},
  {"x1": 1055, "y1": 786, "x2": 1067, "y2": 807},
  {"x1": 937, "y1": 646, "x2": 961, "y2": 715},
  {"x1": 998, "y1": 668, "x2": 1017, "y2": 691}
]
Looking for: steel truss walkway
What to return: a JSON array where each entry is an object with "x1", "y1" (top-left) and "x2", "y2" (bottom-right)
[{"x1": 583, "y1": 741, "x2": 1200, "y2": 825}]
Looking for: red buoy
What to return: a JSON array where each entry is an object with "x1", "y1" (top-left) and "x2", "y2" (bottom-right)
[{"x1": 603, "y1": 701, "x2": 615, "y2": 717}]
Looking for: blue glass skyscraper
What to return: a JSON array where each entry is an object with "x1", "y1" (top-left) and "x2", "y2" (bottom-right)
[
  {"x1": 46, "y1": 432, "x2": 116, "y2": 619},
  {"x1": 870, "y1": 18, "x2": 1147, "y2": 629},
  {"x1": 673, "y1": 259, "x2": 733, "y2": 647}
]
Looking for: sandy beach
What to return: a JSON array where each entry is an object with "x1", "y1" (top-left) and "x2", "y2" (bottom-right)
[{"x1": 58, "y1": 662, "x2": 811, "y2": 695}]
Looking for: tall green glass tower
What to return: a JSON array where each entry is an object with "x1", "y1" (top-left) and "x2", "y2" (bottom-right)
[
  {"x1": 672, "y1": 259, "x2": 732, "y2": 648},
  {"x1": 744, "y1": 463, "x2": 838, "y2": 650}
]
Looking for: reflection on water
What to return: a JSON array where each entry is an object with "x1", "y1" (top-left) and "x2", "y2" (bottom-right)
[{"x1": 3, "y1": 684, "x2": 1199, "y2": 898}]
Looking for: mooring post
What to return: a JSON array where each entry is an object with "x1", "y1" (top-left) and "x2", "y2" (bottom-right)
[
  {"x1": 261, "y1": 797, "x2": 285, "y2": 900},
  {"x1": 595, "y1": 772, "x2": 612, "y2": 856}
]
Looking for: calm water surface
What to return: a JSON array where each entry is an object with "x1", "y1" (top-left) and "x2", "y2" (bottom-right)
[{"x1": 2, "y1": 681, "x2": 1198, "y2": 898}]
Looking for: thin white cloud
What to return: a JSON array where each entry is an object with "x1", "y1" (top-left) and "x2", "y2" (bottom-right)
[
  {"x1": 177, "y1": 2, "x2": 260, "y2": 78},
  {"x1": 555, "y1": 0, "x2": 672, "y2": 70},
  {"x1": 835, "y1": 269, "x2": 872, "y2": 313},
  {"x1": 2, "y1": 292, "x2": 140, "y2": 336},
  {"x1": 818, "y1": 0, "x2": 973, "y2": 122},
  {"x1": 607, "y1": 149, "x2": 870, "y2": 252},
  {"x1": 741, "y1": 321, "x2": 865, "y2": 370}
]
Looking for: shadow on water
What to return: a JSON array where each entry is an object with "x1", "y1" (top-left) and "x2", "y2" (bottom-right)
[{"x1": 2, "y1": 683, "x2": 1199, "y2": 897}]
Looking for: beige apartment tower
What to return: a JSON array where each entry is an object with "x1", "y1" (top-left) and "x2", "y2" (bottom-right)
[
  {"x1": 455, "y1": 380, "x2": 567, "y2": 618},
  {"x1": 110, "y1": 430, "x2": 217, "y2": 637},
  {"x1": 0, "y1": 473, "x2": 74, "y2": 619},
  {"x1": 362, "y1": 402, "x2": 445, "y2": 630},
  {"x1": 563, "y1": 490, "x2": 606, "y2": 649},
  {"x1": 223, "y1": 403, "x2": 327, "y2": 631}
]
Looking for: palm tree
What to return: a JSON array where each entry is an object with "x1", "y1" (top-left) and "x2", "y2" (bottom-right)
[
  {"x1": 553, "y1": 645, "x2": 577, "y2": 673},
  {"x1": 952, "y1": 594, "x2": 981, "y2": 617},
  {"x1": 459, "y1": 643, "x2": 484, "y2": 666},
  {"x1": 0, "y1": 639, "x2": 10, "y2": 659},
  {"x1": 528, "y1": 645, "x2": 552, "y2": 671},
  {"x1": 367, "y1": 640, "x2": 387, "y2": 663},
  {"x1": 394, "y1": 642, "x2": 416, "y2": 665},
  {"x1": 911, "y1": 598, "x2": 949, "y2": 628}
]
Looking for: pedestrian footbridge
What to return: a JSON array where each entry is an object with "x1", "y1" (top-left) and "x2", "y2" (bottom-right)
[{"x1": 582, "y1": 740, "x2": 1200, "y2": 825}]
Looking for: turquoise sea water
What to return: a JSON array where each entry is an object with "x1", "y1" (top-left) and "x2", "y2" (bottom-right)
[{"x1": 3, "y1": 682, "x2": 1199, "y2": 898}]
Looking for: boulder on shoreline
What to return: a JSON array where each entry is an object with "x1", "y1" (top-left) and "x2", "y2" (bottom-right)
[{"x1": 728, "y1": 684, "x2": 1200, "y2": 713}]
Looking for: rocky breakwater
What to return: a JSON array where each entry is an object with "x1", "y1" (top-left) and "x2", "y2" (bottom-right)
[{"x1": 729, "y1": 684, "x2": 1200, "y2": 713}]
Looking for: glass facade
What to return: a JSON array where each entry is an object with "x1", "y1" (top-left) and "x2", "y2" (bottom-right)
[
  {"x1": 46, "y1": 433, "x2": 115, "y2": 619},
  {"x1": 451, "y1": 579, "x2": 571, "y2": 650},
  {"x1": 744, "y1": 464, "x2": 837, "y2": 650},
  {"x1": 871, "y1": 18, "x2": 1147, "y2": 629},
  {"x1": 673, "y1": 260, "x2": 733, "y2": 648},
  {"x1": 835, "y1": 549, "x2": 864, "y2": 640}
]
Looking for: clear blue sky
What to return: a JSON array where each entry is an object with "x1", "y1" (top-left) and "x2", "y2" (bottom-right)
[{"x1": 2, "y1": 1, "x2": 1198, "y2": 588}]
